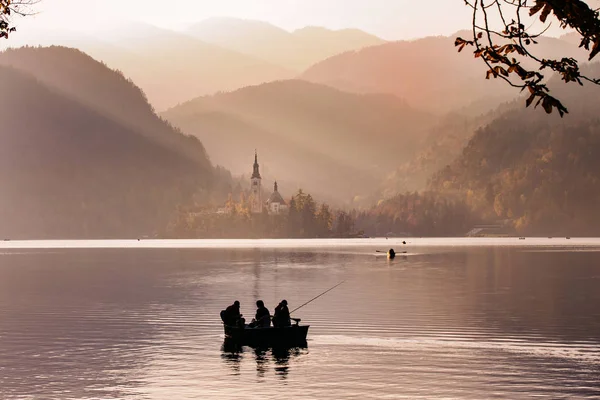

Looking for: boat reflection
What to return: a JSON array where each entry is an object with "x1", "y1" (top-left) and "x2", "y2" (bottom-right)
[{"x1": 221, "y1": 339, "x2": 308, "y2": 379}]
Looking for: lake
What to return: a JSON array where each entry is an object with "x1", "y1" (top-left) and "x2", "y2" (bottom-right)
[{"x1": 1, "y1": 239, "x2": 599, "y2": 399}]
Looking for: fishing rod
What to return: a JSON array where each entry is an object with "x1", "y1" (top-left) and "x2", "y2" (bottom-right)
[{"x1": 290, "y1": 281, "x2": 345, "y2": 314}]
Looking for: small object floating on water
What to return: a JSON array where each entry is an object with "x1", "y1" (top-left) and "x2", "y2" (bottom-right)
[
  {"x1": 566, "y1": 237, "x2": 571, "y2": 239},
  {"x1": 519, "y1": 237, "x2": 526, "y2": 240}
]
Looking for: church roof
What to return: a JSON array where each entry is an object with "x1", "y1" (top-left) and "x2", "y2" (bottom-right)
[
  {"x1": 268, "y1": 191, "x2": 286, "y2": 205},
  {"x1": 267, "y1": 181, "x2": 286, "y2": 204}
]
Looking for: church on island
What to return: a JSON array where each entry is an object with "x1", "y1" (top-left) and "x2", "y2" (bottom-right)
[{"x1": 250, "y1": 152, "x2": 288, "y2": 215}]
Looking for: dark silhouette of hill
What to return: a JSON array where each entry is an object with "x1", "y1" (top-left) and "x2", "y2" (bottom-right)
[
  {"x1": 0, "y1": 46, "x2": 212, "y2": 166},
  {"x1": 186, "y1": 17, "x2": 385, "y2": 71},
  {"x1": 0, "y1": 47, "x2": 219, "y2": 239},
  {"x1": 301, "y1": 33, "x2": 588, "y2": 114},
  {"x1": 163, "y1": 80, "x2": 435, "y2": 205},
  {"x1": 430, "y1": 63, "x2": 600, "y2": 235}
]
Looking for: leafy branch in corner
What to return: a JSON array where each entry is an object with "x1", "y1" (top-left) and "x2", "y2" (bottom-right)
[
  {"x1": 1, "y1": 1, "x2": 39, "y2": 39},
  {"x1": 456, "y1": 0, "x2": 600, "y2": 117}
]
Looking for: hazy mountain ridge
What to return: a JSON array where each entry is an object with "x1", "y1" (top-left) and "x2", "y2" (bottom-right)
[
  {"x1": 163, "y1": 79, "x2": 436, "y2": 205},
  {"x1": 2, "y1": 24, "x2": 294, "y2": 111},
  {"x1": 186, "y1": 17, "x2": 385, "y2": 71},
  {"x1": 0, "y1": 47, "x2": 224, "y2": 238},
  {"x1": 87, "y1": 22, "x2": 297, "y2": 110},
  {"x1": 301, "y1": 33, "x2": 589, "y2": 114}
]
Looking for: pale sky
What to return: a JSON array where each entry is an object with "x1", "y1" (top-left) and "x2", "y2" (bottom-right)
[{"x1": 16, "y1": 0, "x2": 475, "y2": 40}]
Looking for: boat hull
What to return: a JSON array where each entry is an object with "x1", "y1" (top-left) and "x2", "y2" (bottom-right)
[{"x1": 223, "y1": 324, "x2": 309, "y2": 346}]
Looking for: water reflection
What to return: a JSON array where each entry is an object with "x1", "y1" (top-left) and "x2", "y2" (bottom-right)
[{"x1": 221, "y1": 340, "x2": 308, "y2": 380}]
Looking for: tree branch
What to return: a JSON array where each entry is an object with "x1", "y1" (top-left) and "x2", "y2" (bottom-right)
[{"x1": 457, "y1": 0, "x2": 600, "y2": 117}]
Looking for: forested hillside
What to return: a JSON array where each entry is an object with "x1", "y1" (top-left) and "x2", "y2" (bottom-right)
[
  {"x1": 355, "y1": 192, "x2": 477, "y2": 237},
  {"x1": 378, "y1": 100, "x2": 519, "y2": 199},
  {"x1": 0, "y1": 47, "x2": 226, "y2": 238},
  {"x1": 430, "y1": 63, "x2": 600, "y2": 235}
]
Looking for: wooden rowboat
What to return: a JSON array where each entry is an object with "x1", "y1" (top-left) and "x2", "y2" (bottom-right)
[{"x1": 223, "y1": 319, "x2": 309, "y2": 346}]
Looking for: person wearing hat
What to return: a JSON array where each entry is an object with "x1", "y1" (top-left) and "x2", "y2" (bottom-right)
[{"x1": 273, "y1": 299, "x2": 291, "y2": 327}]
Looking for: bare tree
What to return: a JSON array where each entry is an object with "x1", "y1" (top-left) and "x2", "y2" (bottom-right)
[
  {"x1": 1, "y1": 0, "x2": 39, "y2": 39},
  {"x1": 456, "y1": 0, "x2": 600, "y2": 116}
]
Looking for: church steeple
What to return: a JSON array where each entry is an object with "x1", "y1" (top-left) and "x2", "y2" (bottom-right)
[
  {"x1": 274, "y1": 181, "x2": 278, "y2": 192},
  {"x1": 250, "y1": 150, "x2": 263, "y2": 214},
  {"x1": 252, "y1": 150, "x2": 261, "y2": 179}
]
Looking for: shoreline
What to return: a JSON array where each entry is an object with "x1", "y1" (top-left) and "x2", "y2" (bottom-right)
[{"x1": 0, "y1": 237, "x2": 599, "y2": 249}]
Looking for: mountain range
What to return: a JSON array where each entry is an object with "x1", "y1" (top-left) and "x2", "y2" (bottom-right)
[
  {"x1": 301, "y1": 33, "x2": 590, "y2": 114},
  {"x1": 1, "y1": 24, "x2": 293, "y2": 111},
  {"x1": 186, "y1": 17, "x2": 385, "y2": 71},
  {"x1": 2, "y1": 21, "x2": 600, "y2": 237},
  {"x1": 2, "y1": 20, "x2": 384, "y2": 111}
]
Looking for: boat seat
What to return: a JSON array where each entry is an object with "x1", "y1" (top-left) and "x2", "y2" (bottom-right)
[{"x1": 291, "y1": 318, "x2": 301, "y2": 325}]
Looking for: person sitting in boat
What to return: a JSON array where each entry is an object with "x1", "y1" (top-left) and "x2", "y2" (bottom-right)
[
  {"x1": 220, "y1": 300, "x2": 244, "y2": 327},
  {"x1": 250, "y1": 300, "x2": 271, "y2": 328},
  {"x1": 273, "y1": 299, "x2": 291, "y2": 327}
]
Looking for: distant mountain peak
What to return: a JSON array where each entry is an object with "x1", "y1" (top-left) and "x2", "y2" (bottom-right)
[
  {"x1": 186, "y1": 18, "x2": 386, "y2": 71},
  {"x1": 293, "y1": 25, "x2": 384, "y2": 40}
]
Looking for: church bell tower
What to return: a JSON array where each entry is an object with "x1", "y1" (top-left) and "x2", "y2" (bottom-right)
[{"x1": 250, "y1": 151, "x2": 263, "y2": 213}]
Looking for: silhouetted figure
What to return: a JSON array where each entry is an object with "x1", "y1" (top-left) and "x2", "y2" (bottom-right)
[
  {"x1": 250, "y1": 300, "x2": 271, "y2": 328},
  {"x1": 221, "y1": 300, "x2": 244, "y2": 327},
  {"x1": 388, "y1": 248, "x2": 396, "y2": 259},
  {"x1": 273, "y1": 300, "x2": 291, "y2": 327}
]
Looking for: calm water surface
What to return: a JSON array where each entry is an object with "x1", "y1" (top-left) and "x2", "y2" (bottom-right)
[{"x1": 1, "y1": 239, "x2": 599, "y2": 399}]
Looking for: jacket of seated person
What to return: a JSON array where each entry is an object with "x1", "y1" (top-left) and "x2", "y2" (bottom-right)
[
  {"x1": 273, "y1": 300, "x2": 291, "y2": 327},
  {"x1": 254, "y1": 300, "x2": 271, "y2": 328}
]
